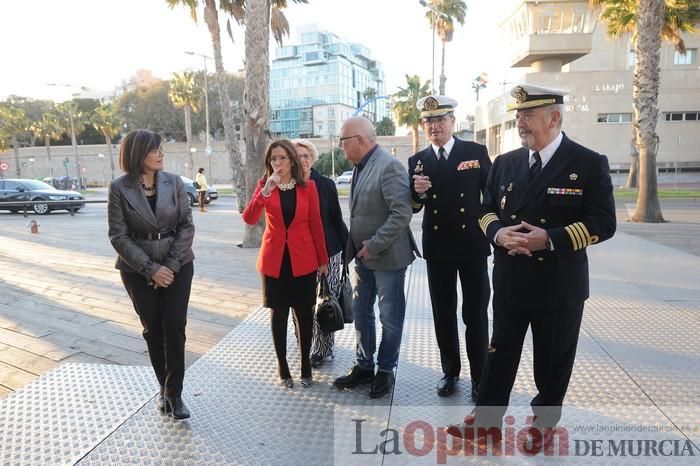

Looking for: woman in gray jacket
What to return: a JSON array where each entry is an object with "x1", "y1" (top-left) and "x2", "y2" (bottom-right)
[{"x1": 108, "y1": 129, "x2": 195, "y2": 420}]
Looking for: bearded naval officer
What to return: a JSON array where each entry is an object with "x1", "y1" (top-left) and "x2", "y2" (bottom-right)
[{"x1": 447, "y1": 84, "x2": 616, "y2": 443}]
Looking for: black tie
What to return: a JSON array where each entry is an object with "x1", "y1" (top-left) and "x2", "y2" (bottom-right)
[
  {"x1": 437, "y1": 147, "x2": 447, "y2": 171},
  {"x1": 530, "y1": 151, "x2": 542, "y2": 181}
]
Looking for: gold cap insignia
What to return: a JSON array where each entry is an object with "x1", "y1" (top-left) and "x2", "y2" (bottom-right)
[
  {"x1": 423, "y1": 96, "x2": 439, "y2": 111},
  {"x1": 569, "y1": 173, "x2": 578, "y2": 181},
  {"x1": 514, "y1": 86, "x2": 528, "y2": 104}
]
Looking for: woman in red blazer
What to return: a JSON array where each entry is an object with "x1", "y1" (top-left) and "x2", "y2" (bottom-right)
[{"x1": 242, "y1": 139, "x2": 328, "y2": 389}]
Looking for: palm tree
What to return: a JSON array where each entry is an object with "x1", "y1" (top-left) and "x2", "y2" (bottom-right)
[
  {"x1": 30, "y1": 110, "x2": 63, "y2": 177},
  {"x1": 425, "y1": 0, "x2": 467, "y2": 95},
  {"x1": 169, "y1": 71, "x2": 203, "y2": 176},
  {"x1": 0, "y1": 105, "x2": 29, "y2": 178},
  {"x1": 363, "y1": 87, "x2": 378, "y2": 122},
  {"x1": 56, "y1": 101, "x2": 86, "y2": 188},
  {"x1": 591, "y1": 0, "x2": 698, "y2": 222},
  {"x1": 393, "y1": 75, "x2": 431, "y2": 154},
  {"x1": 91, "y1": 103, "x2": 123, "y2": 180},
  {"x1": 165, "y1": 0, "x2": 247, "y2": 206}
]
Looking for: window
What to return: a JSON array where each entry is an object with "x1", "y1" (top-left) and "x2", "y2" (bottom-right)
[
  {"x1": 597, "y1": 113, "x2": 632, "y2": 124},
  {"x1": 505, "y1": 120, "x2": 516, "y2": 130},
  {"x1": 663, "y1": 111, "x2": 700, "y2": 121},
  {"x1": 476, "y1": 130, "x2": 486, "y2": 145},
  {"x1": 674, "y1": 49, "x2": 696, "y2": 65}
]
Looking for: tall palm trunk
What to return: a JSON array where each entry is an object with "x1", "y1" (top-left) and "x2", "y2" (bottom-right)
[
  {"x1": 12, "y1": 135, "x2": 21, "y2": 178},
  {"x1": 184, "y1": 105, "x2": 194, "y2": 177},
  {"x1": 45, "y1": 136, "x2": 54, "y2": 177},
  {"x1": 411, "y1": 124, "x2": 420, "y2": 154},
  {"x1": 630, "y1": 0, "x2": 665, "y2": 223},
  {"x1": 241, "y1": 0, "x2": 271, "y2": 248},
  {"x1": 105, "y1": 135, "x2": 115, "y2": 180},
  {"x1": 439, "y1": 41, "x2": 447, "y2": 95},
  {"x1": 203, "y1": 0, "x2": 246, "y2": 210}
]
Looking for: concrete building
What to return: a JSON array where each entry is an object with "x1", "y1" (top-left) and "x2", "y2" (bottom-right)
[
  {"x1": 474, "y1": 0, "x2": 700, "y2": 172},
  {"x1": 270, "y1": 24, "x2": 387, "y2": 139}
]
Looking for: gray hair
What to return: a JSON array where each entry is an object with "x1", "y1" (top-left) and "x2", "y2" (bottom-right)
[
  {"x1": 549, "y1": 104, "x2": 564, "y2": 128},
  {"x1": 292, "y1": 139, "x2": 319, "y2": 162}
]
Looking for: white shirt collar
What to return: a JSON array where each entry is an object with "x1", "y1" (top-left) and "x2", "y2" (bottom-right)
[
  {"x1": 530, "y1": 131, "x2": 563, "y2": 168},
  {"x1": 431, "y1": 137, "x2": 455, "y2": 159}
]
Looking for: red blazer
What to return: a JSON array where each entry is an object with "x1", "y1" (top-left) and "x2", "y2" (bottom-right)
[{"x1": 242, "y1": 178, "x2": 328, "y2": 278}]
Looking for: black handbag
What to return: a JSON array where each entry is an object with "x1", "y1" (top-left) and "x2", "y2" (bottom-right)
[
  {"x1": 316, "y1": 274, "x2": 344, "y2": 333},
  {"x1": 338, "y1": 262, "x2": 353, "y2": 323}
]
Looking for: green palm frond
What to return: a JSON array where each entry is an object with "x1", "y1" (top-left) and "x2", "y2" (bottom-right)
[
  {"x1": 169, "y1": 71, "x2": 204, "y2": 113},
  {"x1": 166, "y1": 0, "x2": 199, "y2": 22}
]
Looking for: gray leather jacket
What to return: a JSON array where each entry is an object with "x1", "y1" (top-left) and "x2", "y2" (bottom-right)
[{"x1": 108, "y1": 172, "x2": 195, "y2": 278}]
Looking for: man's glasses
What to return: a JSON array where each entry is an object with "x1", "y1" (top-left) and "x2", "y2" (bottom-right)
[{"x1": 338, "y1": 135, "x2": 360, "y2": 143}]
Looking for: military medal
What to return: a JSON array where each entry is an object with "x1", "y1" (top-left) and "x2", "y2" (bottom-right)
[
  {"x1": 569, "y1": 173, "x2": 578, "y2": 181},
  {"x1": 507, "y1": 182, "x2": 514, "y2": 192},
  {"x1": 414, "y1": 160, "x2": 427, "y2": 199},
  {"x1": 500, "y1": 195, "x2": 507, "y2": 210}
]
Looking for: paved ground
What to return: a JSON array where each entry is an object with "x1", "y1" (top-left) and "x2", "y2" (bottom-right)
[{"x1": 0, "y1": 191, "x2": 698, "y2": 399}]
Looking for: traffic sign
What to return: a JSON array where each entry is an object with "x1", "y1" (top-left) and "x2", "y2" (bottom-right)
[
  {"x1": 205, "y1": 145, "x2": 212, "y2": 156},
  {"x1": 81, "y1": 167, "x2": 87, "y2": 173},
  {"x1": 184, "y1": 162, "x2": 190, "y2": 168},
  {"x1": 0, "y1": 161, "x2": 8, "y2": 171}
]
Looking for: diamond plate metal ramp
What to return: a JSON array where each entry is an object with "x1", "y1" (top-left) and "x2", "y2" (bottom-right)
[
  {"x1": 0, "y1": 364, "x2": 156, "y2": 465},
  {"x1": 79, "y1": 307, "x2": 392, "y2": 465}
]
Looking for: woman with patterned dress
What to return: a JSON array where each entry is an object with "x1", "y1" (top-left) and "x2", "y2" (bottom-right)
[
  {"x1": 242, "y1": 139, "x2": 329, "y2": 388},
  {"x1": 293, "y1": 139, "x2": 349, "y2": 368}
]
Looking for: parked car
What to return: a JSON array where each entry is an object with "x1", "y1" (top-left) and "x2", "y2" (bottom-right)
[
  {"x1": 0, "y1": 179, "x2": 85, "y2": 215},
  {"x1": 180, "y1": 176, "x2": 218, "y2": 206},
  {"x1": 336, "y1": 170, "x2": 353, "y2": 184}
]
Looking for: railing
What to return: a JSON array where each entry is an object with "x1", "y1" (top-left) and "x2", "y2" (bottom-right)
[{"x1": 0, "y1": 199, "x2": 107, "y2": 217}]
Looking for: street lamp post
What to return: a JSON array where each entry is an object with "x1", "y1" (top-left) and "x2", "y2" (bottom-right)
[
  {"x1": 186, "y1": 51, "x2": 213, "y2": 180},
  {"x1": 419, "y1": 1, "x2": 449, "y2": 95},
  {"x1": 98, "y1": 153, "x2": 106, "y2": 186},
  {"x1": 330, "y1": 136, "x2": 336, "y2": 179}
]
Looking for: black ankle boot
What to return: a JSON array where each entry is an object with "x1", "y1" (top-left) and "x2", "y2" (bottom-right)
[
  {"x1": 157, "y1": 387, "x2": 171, "y2": 413},
  {"x1": 166, "y1": 397, "x2": 191, "y2": 420}
]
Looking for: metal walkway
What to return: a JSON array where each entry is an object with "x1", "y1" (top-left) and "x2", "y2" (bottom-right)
[{"x1": 1, "y1": 231, "x2": 699, "y2": 464}]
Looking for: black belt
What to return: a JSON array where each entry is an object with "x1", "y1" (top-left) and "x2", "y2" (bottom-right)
[{"x1": 131, "y1": 230, "x2": 176, "y2": 240}]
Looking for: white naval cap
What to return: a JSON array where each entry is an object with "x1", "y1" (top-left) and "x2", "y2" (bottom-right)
[
  {"x1": 507, "y1": 83, "x2": 568, "y2": 111},
  {"x1": 416, "y1": 95, "x2": 458, "y2": 118}
]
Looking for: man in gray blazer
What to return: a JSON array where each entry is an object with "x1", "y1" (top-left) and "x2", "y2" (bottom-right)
[{"x1": 333, "y1": 116, "x2": 419, "y2": 398}]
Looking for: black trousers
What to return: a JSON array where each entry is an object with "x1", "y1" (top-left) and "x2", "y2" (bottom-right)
[
  {"x1": 476, "y1": 291, "x2": 585, "y2": 427},
  {"x1": 197, "y1": 191, "x2": 206, "y2": 209},
  {"x1": 120, "y1": 262, "x2": 193, "y2": 399},
  {"x1": 426, "y1": 256, "x2": 490, "y2": 383}
]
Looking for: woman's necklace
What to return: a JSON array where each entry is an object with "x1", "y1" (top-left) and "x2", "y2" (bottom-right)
[
  {"x1": 277, "y1": 179, "x2": 296, "y2": 191},
  {"x1": 140, "y1": 177, "x2": 156, "y2": 193}
]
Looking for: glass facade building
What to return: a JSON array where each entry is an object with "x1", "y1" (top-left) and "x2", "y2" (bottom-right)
[{"x1": 270, "y1": 25, "x2": 387, "y2": 138}]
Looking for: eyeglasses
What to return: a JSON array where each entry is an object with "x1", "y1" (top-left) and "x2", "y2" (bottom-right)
[{"x1": 338, "y1": 135, "x2": 360, "y2": 143}]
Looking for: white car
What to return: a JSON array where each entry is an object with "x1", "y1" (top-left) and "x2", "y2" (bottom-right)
[{"x1": 336, "y1": 171, "x2": 353, "y2": 184}]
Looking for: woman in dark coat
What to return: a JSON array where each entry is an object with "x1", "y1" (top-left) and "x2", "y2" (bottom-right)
[
  {"x1": 107, "y1": 129, "x2": 195, "y2": 420},
  {"x1": 293, "y1": 139, "x2": 349, "y2": 368}
]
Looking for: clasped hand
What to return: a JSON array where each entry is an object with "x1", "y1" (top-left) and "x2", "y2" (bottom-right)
[
  {"x1": 498, "y1": 221, "x2": 549, "y2": 257},
  {"x1": 151, "y1": 266, "x2": 175, "y2": 288}
]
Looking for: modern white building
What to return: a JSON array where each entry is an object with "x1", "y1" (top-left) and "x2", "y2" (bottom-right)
[{"x1": 474, "y1": 0, "x2": 700, "y2": 172}]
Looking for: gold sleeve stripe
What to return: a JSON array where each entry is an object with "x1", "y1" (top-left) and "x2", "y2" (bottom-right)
[
  {"x1": 566, "y1": 222, "x2": 593, "y2": 251},
  {"x1": 479, "y1": 213, "x2": 499, "y2": 234},
  {"x1": 565, "y1": 224, "x2": 583, "y2": 250}
]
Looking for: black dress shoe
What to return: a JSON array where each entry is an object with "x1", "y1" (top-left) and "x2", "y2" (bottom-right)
[
  {"x1": 166, "y1": 397, "x2": 191, "y2": 420},
  {"x1": 437, "y1": 375, "x2": 458, "y2": 397},
  {"x1": 334, "y1": 365, "x2": 375, "y2": 389},
  {"x1": 368, "y1": 370, "x2": 395, "y2": 399},
  {"x1": 471, "y1": 381, "x2": 479, "y2": 401}
]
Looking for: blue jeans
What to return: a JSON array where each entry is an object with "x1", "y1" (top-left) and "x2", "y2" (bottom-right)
[{"x1": 352, "y1": 259, "x2": 407, "y2": 372}]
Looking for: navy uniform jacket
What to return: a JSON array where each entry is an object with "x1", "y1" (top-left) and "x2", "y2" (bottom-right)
[
  {"x1": 408, "y1": 137, "x2": 492, "y2": 261},
  {"x1": 479, "y1": 133, "x2": 616, "y2": 308}
]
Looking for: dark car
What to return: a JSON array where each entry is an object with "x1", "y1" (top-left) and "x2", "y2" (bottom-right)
[
  {"x1": 0, "y1": 179, "x2": 85, "y2": 215},
  {"x1": 180, "y1": 176, "x2": 218, "y2": 206}
]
